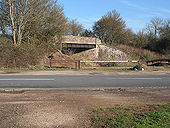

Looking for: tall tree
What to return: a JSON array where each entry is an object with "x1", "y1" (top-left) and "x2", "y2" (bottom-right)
[
  {"x1": 159, "y1": 19, "x2": 170, "y2": 39},
  {"x1": 93, "y1": 10, "x2": 129, "y2": 45},
  {"x1": 145, "y1": 17, "x2": 163, "y2": 50},
  {"x1": 0, "y1": 0, "x2": 67, "y2": 47},
  {"x1": 156, "y1": 19, "x2": 170, "y2": 54},
  {"x1": 66, "y1": 19, "x2": 84, "y2": 36},
  {"x1": 146, "y1": 17, "x2": 163, "y2": 39}
]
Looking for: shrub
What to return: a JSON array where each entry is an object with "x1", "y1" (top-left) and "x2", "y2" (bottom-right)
[
  {"x1": 0, "y1": 42, "x2": 45, "y2": 68},
  {"x1": 106, "y1": 62, "x2": 118, "y2": 67},
  {"x1": 141, "y1": 54, "x2": 151, "y2": 62}
]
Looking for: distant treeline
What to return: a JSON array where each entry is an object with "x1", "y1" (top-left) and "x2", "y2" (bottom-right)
[{"x1": 81, "y1": 11, "x2": 170, "y2": 57}]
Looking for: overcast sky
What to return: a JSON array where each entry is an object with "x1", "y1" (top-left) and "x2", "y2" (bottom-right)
[{"x1": 58, "y1": 0, "x2": 170, "y2": 32}]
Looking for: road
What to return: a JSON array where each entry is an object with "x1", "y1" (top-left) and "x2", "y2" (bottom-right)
[{"x1": 0, "y1": 74, "x2": 169, "y2": 88}]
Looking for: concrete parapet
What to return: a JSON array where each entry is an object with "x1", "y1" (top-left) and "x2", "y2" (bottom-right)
[{"x1": 63, "y1": 35, "x2": 101, "y2": 45}]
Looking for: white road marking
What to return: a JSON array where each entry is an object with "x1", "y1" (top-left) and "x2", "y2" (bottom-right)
[
  {"x1": 0, "y1": 79, "x2": 55, "y2": 81},
  {"x1": 0, "y1": 78, "x2": 163, "y2": 81},
  {"x1": 111, "y1": 78, "x2": 162, "y2": 80}
]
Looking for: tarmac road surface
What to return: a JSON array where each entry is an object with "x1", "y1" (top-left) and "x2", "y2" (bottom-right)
[{"x1": 0, "y1": 74, "x2": 169, "y2": 88}]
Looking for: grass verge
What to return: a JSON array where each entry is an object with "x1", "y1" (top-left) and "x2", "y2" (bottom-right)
[
  {"x1": 91, "y1": 104, "x2": 170, "y2": 128},
  {"x1": 0, "y1": 67, "x2": 72, "y2": 71}
]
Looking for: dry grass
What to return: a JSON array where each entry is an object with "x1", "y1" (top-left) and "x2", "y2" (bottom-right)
[{"x1": 114, "y1": 44, "x2": 165, "y2": 60}]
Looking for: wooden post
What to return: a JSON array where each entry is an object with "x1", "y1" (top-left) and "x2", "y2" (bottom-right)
[
  {"x1": 75, "y1": 61, "x2": 77, "y2": 70},
  {"x1": 48, "y1": 55, "x2": 54, "y2": 68},
  {"x1": 50, "y1": 59, "x2": 52, "y2": 68},
  {"x1": 77, "y1": 60, "x2": 81, "y2": 70},
  {"x1": 138, "y1": 61, "x2": 142, "y2": 70}
]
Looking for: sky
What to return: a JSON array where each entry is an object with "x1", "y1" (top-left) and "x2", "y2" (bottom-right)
[{"x1": 58, "y1": 0, "x2": 170, "y2": 32}]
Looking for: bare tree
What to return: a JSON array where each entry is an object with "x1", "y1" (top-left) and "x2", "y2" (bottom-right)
[
  {"x1": 146, "y1": 17, "x2": 163, "y2": 39},
  {"x1": 159, "y1": 19, "x2": 170, "y2": 39},
  {"x1": 156, "y1": 19, "x2": 170, "y2": 54},
  {"x1": 0, "y1": 0, "x2": 67, "y2": 47}
]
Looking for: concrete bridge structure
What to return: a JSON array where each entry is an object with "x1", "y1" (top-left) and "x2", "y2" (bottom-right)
[{"x1": 62, "y1": 35, "x2": 101, "y2": 54}]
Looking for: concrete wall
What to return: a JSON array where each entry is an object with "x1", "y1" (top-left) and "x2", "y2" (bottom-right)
[{"x1": 63, "y1": 35, "x2": 101, "y2": 45}]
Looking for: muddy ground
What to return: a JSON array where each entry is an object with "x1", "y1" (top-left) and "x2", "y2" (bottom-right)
[{"x1": 0, "y1": 88, "x2": 169, "y2": 128}]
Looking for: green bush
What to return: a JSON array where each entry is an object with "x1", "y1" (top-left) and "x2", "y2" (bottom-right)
[
  {"x1": 99, "y1": 62, "x2": 118, "y2": 67},
  {"x1": 165, "y1": 53, "x2": 170, "y2": 59},
  {"x1": 141, "y1": 54, "x2": 151, "y2": 61},
  {"x1": 107, "y1": 62, "x2": 118, "y2": 67}
]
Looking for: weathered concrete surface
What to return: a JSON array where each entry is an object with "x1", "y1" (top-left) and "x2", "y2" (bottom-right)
[
  {"x1": 63, "y1": 35, "x2": 101, "y2": 45},
  {"x1": 72, "y1": 45, "x2": 131, "y2": 61}
]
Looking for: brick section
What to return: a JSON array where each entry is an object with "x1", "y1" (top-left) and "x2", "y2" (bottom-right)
[{"x1": 39, "y1": 51, "x2": 76, "y2": 68}]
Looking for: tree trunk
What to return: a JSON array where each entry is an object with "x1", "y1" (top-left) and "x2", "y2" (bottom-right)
[
  {"x1": 9, "y1": 0, "x2": 17, "y2": 46},
  {"x1": 17, "y1": 30, "x2": 22, "y2": 45},
  {"x1": 17, "y1": 24, "x2": 22, "y2": 45},
  {"x1": 17, "y1": 10, "x2": 25, "y2": 45}
]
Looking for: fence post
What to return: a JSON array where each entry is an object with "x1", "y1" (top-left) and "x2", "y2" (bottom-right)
[
  {"x1": 77, "y1": 60, "x2": 81, "y2": 70},
  {"x1": 75, "y1": 61, "x2": 77, "y2": 70},
  {"x1": 48, "y1": 55, "x2": 54, "y2": 68}
]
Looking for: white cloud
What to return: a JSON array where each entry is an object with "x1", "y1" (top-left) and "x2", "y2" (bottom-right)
[
  {"x1": 125, "y1": 18, "x2": 146, "y2": 31},
  {"x1": 120, "y1": 0, "x2": 149, "y2": 10},
  {"x1": 158, "y1": 8, "x2": 170, "y2": 14},
  {"x1": 120, "y1": 0, "x2": 170, "y2": 16}
]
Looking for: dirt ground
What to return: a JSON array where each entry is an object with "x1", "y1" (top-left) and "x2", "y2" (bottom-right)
[{"x1": 0, "y1": 88, "x2": 169, "y2": 128}]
